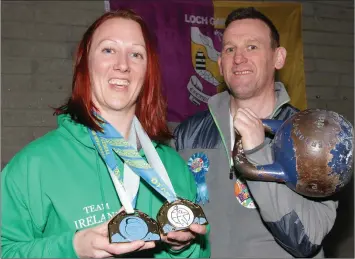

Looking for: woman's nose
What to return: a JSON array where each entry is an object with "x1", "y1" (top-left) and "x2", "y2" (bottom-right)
[{"x1": 113, "y1": 55, "x2": 129, "y2": 72}]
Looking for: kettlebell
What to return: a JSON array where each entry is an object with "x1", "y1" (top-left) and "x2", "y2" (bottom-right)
[{"x1": 232, "y1": 109, "x2": 353, "y2": 197}]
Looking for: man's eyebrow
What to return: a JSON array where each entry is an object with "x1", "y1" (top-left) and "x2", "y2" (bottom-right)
[
  {"x1": 223, "y1": 37, "x2": 262, "y2": 46},
  {"x1": 246, "y1": 38, "x2": 262, "y2": 44},
  {"x1": 222, "y1": 40, "x2": 235, "y2": 47}
]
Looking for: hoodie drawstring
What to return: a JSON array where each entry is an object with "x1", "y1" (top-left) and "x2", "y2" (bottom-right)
[{"x1": 95, "y1": 152, "x2": 108, "y2": 217}]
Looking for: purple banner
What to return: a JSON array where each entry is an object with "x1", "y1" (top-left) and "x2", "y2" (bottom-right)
[{"x1": 109, "y1": 0, "x2": 224, "y2": 122}]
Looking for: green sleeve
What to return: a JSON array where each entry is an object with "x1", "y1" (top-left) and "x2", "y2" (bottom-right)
[
  {"x1": 160, "y1": 149, "x2": 211, "y2": 258},
  {"x1": 1, "y1": 155, "x2": 78, "y2": 258}
]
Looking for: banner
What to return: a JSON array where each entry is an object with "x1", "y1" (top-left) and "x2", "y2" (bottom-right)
[{"x1": 108, "y1": 0, "x2": 306, "y2": 123}]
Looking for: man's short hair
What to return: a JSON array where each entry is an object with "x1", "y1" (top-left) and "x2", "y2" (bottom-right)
[{"x1": 225, "y1": 7, "x2": 280, "y2": 49}]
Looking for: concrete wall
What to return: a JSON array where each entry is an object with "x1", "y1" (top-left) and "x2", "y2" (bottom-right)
[
  {"x1": 1, "y1": 1, "x2": 106, "y2": 166},
  {"x1": 1, "y1": 0, "x2": 354, "y2": 257}
]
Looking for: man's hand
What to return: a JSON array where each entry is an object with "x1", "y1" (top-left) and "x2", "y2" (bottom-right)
[
  {"x1": 161, "y1": 224, "x2": 207, "y2": 251},
  {"x1": 233, "y1": 108, "x2": 265, "y2": 150},
  {"x1": 73, "y1": 220, "x2": 155, "y2": 258}
]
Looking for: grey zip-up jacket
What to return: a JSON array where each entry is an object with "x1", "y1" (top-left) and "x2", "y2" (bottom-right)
[{"x1": 173, "y1": 82, "x2": 338, "y2": 258}]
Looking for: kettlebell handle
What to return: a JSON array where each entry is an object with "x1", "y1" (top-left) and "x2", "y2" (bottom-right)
[
  {"x1": 261, "y1": 119, "x2": 284, "y2": 135},
  {"x1": 234, "y1": 119, "x2": 284, "y2": 137},
  {"x1": 232, "y1": 119, "x2": 293, "y2": 183}
]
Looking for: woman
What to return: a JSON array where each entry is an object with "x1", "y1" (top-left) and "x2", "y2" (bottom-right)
[{"x1": 1, "y1": 10, "x2": 210, "y2": 258}]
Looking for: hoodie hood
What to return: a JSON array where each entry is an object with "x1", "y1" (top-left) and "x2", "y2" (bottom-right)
[
  {"x1": 56, "y1": 114, "x2": 95, "y2": 149},
  {"x1": 56, "y1": 114, "x2": 159, "y2": 151}
]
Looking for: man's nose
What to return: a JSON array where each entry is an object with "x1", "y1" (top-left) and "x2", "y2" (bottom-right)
[{"x1": 233, "y1": 50, "x2": 247, "y2": 65}]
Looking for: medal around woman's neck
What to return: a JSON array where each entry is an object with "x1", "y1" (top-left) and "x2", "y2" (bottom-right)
[{"x1": 89, "y1": 116, "x2": 208, "y2": 243}]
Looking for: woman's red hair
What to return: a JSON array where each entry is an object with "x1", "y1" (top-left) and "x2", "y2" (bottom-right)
[{"x1": 54, "y1": 9, "x2": 172, "y2": 142}]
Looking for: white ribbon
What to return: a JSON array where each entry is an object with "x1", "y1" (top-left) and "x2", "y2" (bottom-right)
[{"x1": 109, "y1": 116, "x2": 176, "y2": 214}]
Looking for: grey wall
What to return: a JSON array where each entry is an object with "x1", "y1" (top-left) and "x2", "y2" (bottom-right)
[
  {"x1": 1, "y1": 1, "x2": 106, "y2": 165},
  {"x1": 1, "y1": 0, "x2": 354, "y2": 257}
]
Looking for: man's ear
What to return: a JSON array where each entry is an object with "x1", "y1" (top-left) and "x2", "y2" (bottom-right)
[
  {"x1": 274, "y1": 47, "x2": 287, "y2": 70},
  {"x1": 218, "y1": 55, "x2": 223, "y2": 76}
]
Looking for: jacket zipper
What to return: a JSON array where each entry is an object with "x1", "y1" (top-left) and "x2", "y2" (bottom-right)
[{"x1": 208, "y1": 106, "x2": 232, "y2": 177}]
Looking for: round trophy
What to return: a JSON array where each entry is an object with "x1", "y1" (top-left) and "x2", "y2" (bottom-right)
[
  {"x1": 156, "y1": 198, "x2": 208, "y2": 235},
  {"x1": 108, "y1": 210, "x2": 161, "y2": 243}
]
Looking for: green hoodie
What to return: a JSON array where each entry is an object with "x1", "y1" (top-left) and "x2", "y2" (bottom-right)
[{"x1": 1, "y1": 114, "x2": 210, "y2": 258}]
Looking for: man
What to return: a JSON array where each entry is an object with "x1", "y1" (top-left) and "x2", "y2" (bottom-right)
[{"x1": 173, "y1": 7, "x2": 337, "y2": 258}]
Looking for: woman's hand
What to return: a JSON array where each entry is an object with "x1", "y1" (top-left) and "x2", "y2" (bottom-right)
[
  {"x1": 73, "y1": 220, "x2": 156, "y2": 258},
  {"x1": 161, "y1": 224, "x2": 207, "y2": 251}
]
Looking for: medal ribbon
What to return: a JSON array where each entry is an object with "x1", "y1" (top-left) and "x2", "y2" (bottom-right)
[{"x1": 89, "y1": 116, "x2": 178, "y2": 214}]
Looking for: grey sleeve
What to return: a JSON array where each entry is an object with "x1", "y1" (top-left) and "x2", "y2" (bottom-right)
[
  {"x1": 245, "y1": 144, "x2": 338, "y2": 257},
  {"x1": 244, "y1": 140, "x2": 273, "y2": 165}
]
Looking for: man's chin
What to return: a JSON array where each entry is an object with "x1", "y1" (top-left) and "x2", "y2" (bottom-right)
[{"x1": 228, "y1": 87, "x2": 255, "y2": 100}]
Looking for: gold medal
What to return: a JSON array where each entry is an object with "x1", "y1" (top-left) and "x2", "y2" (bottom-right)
[{"x1": 108, "y1": 210, "x2": 161, "y2": 243}]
